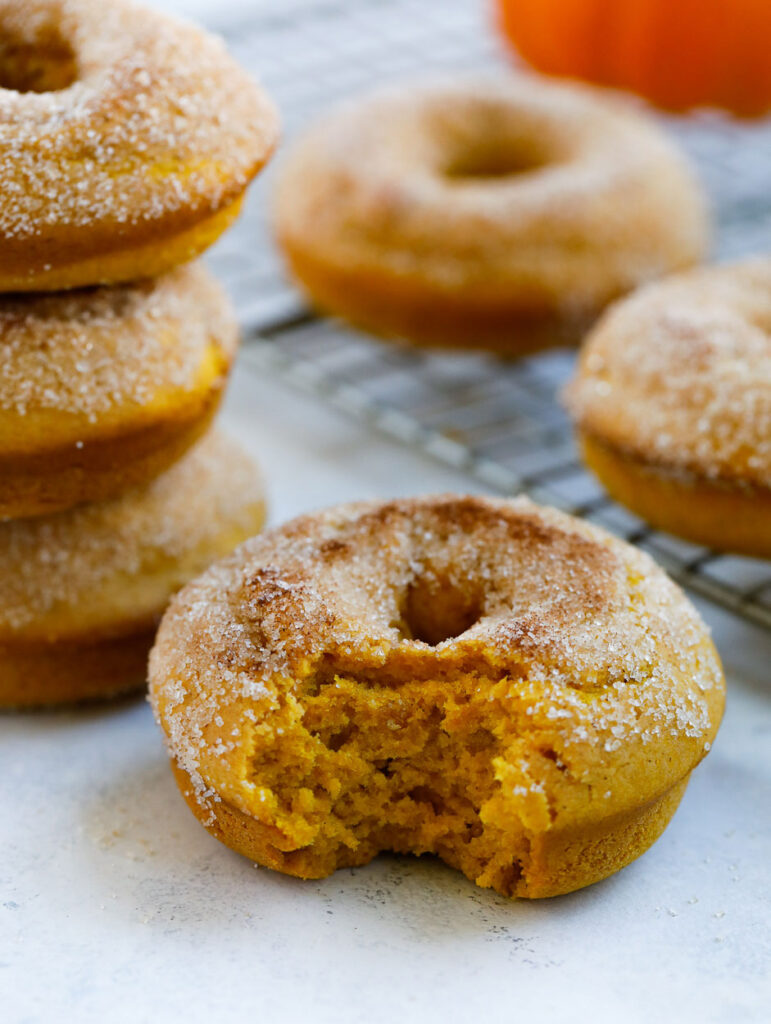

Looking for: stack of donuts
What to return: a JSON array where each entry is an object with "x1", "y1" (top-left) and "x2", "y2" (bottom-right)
[{"x1": 0, "y1": 0, "x2": 278, "y2": 707}]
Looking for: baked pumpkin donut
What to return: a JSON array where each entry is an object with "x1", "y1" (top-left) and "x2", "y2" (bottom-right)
[
  {"x1": 149, "y1": 495, "x2": 724, "y2": 899},
  {"x1": 274, "y1": 76, "x2": 708, "y2": 354},
  {"x1": 0, "y1": 430, "x2": 266, "y2": 708},
  {"x1": 0, "y1": 0, "x2": 278, "y2": 291},
  {"x1": 0, "y1": 262, "x2": 237, "y2": 519},
  {"x1": 565, "y1": 258, "x2": 771, "y2": 558}
]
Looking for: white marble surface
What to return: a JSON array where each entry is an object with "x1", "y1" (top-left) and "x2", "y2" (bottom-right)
[{"x1": 2, "y1": 1, "x2": 770, "y2": 1021}]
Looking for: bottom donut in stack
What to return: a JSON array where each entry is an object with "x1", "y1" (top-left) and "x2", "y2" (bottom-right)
[
  {"x1": 149, "y1": 495, "x2": 724, "y2": 899},
  {"x1": 0, "y1": 431, "x2": 266, "y2": 709}
]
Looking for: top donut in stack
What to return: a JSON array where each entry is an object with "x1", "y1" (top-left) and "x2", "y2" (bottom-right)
[{"x1": 0, "y1": 0, "x2": 277, "y2": 292}]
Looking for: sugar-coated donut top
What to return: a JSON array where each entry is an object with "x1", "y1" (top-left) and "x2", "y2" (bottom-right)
[
  {"x1": 150, "y1": 495, "x2": 723, "y2": 815},
  {"x1": 0, "y1": 431, "x2": 264, "y2": 635},
  {"x1": 566, "y1": 258, "x2": 771, "y2": 489},
  {"x1": 275, "y1": 76, "x2": 708, "y2": 305},
  {"x1": 0, "y1": 0, "x2": 277, "y2": 237},
  {"x1": 0, "y1": 262, "x2": 237, "y2": 420}
]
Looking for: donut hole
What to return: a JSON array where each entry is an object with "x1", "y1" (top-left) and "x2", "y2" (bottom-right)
[
  {"x1": 394, "y1": 576, "x2": 483, "y2": 645},
  {"x1": 0, "y1": 24, "x2": 77, "y2": 93},
  {"x1": 442, "y1": 140, "x2": 548, "y2": 182}
]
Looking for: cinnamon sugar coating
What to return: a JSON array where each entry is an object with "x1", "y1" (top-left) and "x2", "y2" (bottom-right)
[
  {"x1": 275, "y1": 76, "x2": 708, "y2": 353},
  {"x1": 566, "y1": 258, "x2": 771, "y2": 489},
  {"x1": 0, "y1": 0, "x2": 278, "y2": 288},
  {"x1": 150, "y1": 495, "x2": 724, "y2": 899}
]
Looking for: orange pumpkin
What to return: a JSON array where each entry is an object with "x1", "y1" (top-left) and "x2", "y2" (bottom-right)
[{"x1": 496, "y1": 0, "x2": 771, "y2": 117}]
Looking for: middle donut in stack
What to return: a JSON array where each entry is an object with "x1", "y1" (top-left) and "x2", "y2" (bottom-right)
[
  {"x1": 0, "y1": 0, "x2": 279, "y2": 708},
  {"x1": 0, "y1": 265, "x2": 238, "y2": 519}
]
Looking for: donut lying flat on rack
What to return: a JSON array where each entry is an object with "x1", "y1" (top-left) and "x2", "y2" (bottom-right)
[{"x1": 275, "y1": 76, "x2": 708, "y2": 354}]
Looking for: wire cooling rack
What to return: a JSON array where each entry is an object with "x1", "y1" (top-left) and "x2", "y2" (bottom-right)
[{"x1": 205, "y1": 0, "x2": 771, "y2": 631}]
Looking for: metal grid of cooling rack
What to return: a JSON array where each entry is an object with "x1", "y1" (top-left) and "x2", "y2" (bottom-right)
[{"x1": 205, "y1": 0, "x2": 771, "y2": 631}]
